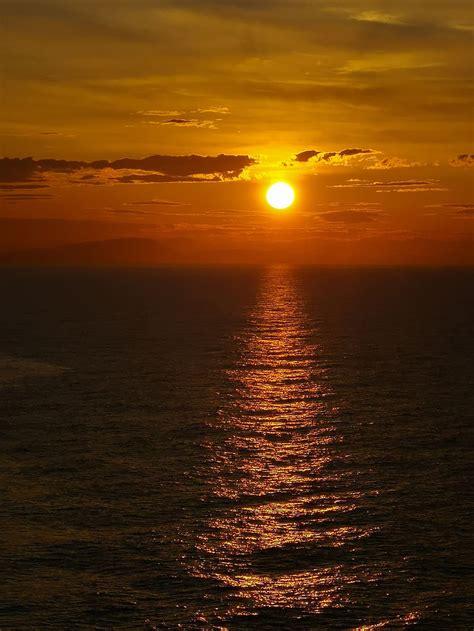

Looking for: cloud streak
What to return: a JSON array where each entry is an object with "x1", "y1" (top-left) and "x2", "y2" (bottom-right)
[
  {"x1": 426, "y1": 203, "x2": 474, "y2": 217},
  {"x1": 319, "y1": 209, "x2": 380, "y2": 223},
  {"x1": 295, "y1": 148, "x2": 375, "y2": 164},
  {"x1": 331, "y1": 178, "x2": 447, "y2": 192},
  {"x1": 0, "y1": 154, "x2": 257, "y2": 186},
  {"x1": 125, "y1": 199, "x2": 189, "y2": 206},
  {"x1": 450, "y1": 154, "x2": 474, "y2": 167},
  {"x1": 161, "y1": 118, "x2": 217, "y2": 129}
]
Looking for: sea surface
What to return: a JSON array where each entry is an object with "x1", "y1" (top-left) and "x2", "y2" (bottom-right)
[{"x1": 0, "y1": 266, "x2": 473, "y2": 630}]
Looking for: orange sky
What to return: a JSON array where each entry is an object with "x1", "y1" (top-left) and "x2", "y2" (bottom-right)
[{"x1": 1, "y1": 0, "x2": 473, "y2": 265}]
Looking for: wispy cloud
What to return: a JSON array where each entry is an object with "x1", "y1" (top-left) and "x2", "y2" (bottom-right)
[
  {"x1": 351, "y1": 11, "x2": 406, "y2": 26},
  {"x1": 450, "y1": 154, "x2": 474, "y2": 167},
  {"x1": 136, "y1": 110, "x2": 183, "y2": 117},
  {"x1": 367, "y1": 157, "x2": 425, "y2": 170},
  {"x1": 161, "y1": 118, "x2": 217, "y2": 129},
  {"x1": 0, "y1": 183, "x2": 49, "y2": 190},
  {"x1": 0, "y1": 193, "x2": 53, "y2": 202},
  {"x1": 331, "y1": 178, "x2": 447, "y2": 192},
  {"x1": 294, "y1": 148, "x2": 426, "y2": 171},
  {"x1": 294, "y1": 148, "x2": 375, "y2": 165},
  {"x1": 135, "y1": 106, "x2": 229, "y2": 130},
  {"x1": 318, "y1": 209, "x2": 381, "y2": 223},
  {"x1": 194, "y1": 106, "x2": 230, "y2": 114},
  {"x1": 124, "y1": 199, "x2": 189, "y2": 207},
  {"x1": 426, "y1": 203, "x2": 474, "y2": 217}
]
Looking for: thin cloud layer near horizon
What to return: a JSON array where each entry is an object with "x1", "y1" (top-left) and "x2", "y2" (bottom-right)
[{"x1": 1, "y1": 0, "x2": 473, "y2": 264}]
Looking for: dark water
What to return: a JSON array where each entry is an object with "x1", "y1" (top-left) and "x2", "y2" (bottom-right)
[{"x1": 1, "y1": 266, "x2": 473, "y2": 630}]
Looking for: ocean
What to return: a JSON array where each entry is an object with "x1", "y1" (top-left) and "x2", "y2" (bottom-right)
[{"x1": 1, "y1": 266, "x2": 473, "y2": 629}]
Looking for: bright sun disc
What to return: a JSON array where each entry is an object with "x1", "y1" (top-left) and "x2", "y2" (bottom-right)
[{"x1": 266, "y1": 182, "x2": 295, "y2": 210}]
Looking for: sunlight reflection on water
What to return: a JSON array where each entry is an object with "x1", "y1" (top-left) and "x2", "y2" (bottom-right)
[
  {"x1": 191, "y1": 266, "x2": 380, "y2": 618},
  {"x1": 2, "y1": 266, "x2": 469, "y2": 627}
]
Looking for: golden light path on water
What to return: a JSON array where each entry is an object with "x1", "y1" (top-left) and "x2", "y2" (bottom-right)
[{"x1": 188, "y1": 266, "x2": 386, "y2": 621}]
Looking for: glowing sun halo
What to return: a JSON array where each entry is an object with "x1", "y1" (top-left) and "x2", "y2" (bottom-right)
[{"x1": 266, "y1": 182, "x2": 295, "y2": 210}]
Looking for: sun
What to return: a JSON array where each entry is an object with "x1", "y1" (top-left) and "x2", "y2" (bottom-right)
[{"x1": 266, "y1": 182, "x2": 295, "y2": 210}]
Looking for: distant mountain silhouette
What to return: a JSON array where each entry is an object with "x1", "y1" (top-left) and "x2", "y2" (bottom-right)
[
  {"x1": 0, "y1": 238, "x2": 182, "y2": 266},
  {"x1": 1, "y1": 235, "x2": 473, "y2": 267}
]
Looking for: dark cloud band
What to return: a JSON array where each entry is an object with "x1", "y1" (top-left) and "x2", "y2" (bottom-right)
[
  {"x1": 294, "y1": 148, "x2": 374, "y2": 163},
  {"x1": 0, "y1": 154, "x2": 257, "y2": 184}
]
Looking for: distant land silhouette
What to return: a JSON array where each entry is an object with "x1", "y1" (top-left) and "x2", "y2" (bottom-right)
[
  {"x1": 0, "y1": 238, "x2": 176, "y2": 266},
  {"x1": 1, "y1": 235, "x2": 473, "y2": 267}
]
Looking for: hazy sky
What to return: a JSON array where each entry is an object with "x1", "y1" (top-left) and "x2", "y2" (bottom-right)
[{"x1": 1, "y1": 0, "x2": 473, "y2": 264}]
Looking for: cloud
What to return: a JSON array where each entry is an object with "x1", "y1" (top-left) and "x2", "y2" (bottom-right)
[
  {"x1": 294, "y1": 148, "x2": 375, "y2": 165},
  {"x1": 367, "y1": 156, "x2": 424, "y2": 169},
  {"x1": 0, "y1": 193, "x2": 53, "y2": 201},
  {"x1": 105, "y1": 208, "x2": 159, "y2": 217},
  {"x1": 3, "y1": 130, "x2": 76, "y2": 139},
  {"x1": 0, "y1": 158, "x2": 39, "y2": 183},
  {"x1": 320, "y1": 152, "x2": 338, "y2": 161},
  {"x1": 426, "y1": 203, "x2": 474, "y2": 217},
  {"x1": 0, "y1": 183, "x2": 49, "y2": 190},
  {"x1": 319, "y1": 209, "x2": 380, "y2": 223},
  {"x1": 331, "y1": 178, "x2": 447, "y2": 192},
  {"x1": 339, "y1": 148, "x2": 373, "y2": 157},
  {"x1": 136, "y1": 110, "x2": 183, "y2": 117},
  {"x1": 101, "y1": 154, "x2": 255, "y2": 177},
  {"x1": 161, "y1": 118, "x2": 217, "y2": 129},
  {"x1": 450, "y1": 154, "x2": 474, "y2": 167},
  {"x1": 136, "y1": 107, "x2": 229, "y2": 129},
  {"x1": 194, "y1": 106, "x2": 230, "y2": 114},
  {"x1": 113, "y1": 173, "x2": 215, "y2": 184},
  {"x1": 137, "y1": 106, "x2": 229, "y2": 117},
  {"x1": 125, "y1": 199, "x2": 189, "y2": 206},
  {"x1": 426, "y1": 203, "x2": 474, "y2": 209},
  {"x1": 0, "y1": 154, "x2": 257, "y2": 185},
  {"x1": 295, "y1": 149, "x2": 426, "y2": 171},
  {"x1": 294, "y1": 150, "x2": 320, "y2": 163},
  {"x1": 449, "y1": 22, "x2": 474, "y2": 33},
  {"x1": 351, "y1": 11, "x2": 406, "y2": 26}
]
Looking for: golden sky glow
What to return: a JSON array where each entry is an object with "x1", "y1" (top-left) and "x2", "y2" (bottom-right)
[{"x1": 0, "y1": 0, "x2": 473, "y2": 264}]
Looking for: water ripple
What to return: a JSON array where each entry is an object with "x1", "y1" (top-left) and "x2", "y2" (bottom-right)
[{"x1": 189, "y1": 266, "x2": 380, "y2": 621}]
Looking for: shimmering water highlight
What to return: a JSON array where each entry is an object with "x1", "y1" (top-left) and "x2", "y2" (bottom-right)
[{"x1": 1, "y1": 266, "x2": 472, "y2": 629}]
